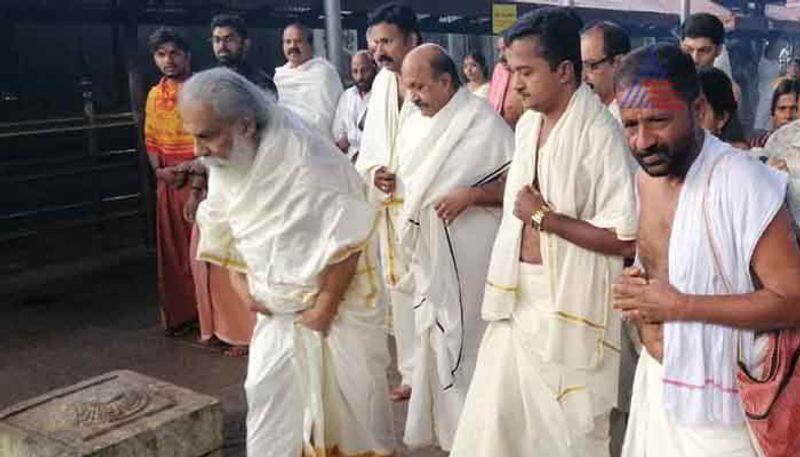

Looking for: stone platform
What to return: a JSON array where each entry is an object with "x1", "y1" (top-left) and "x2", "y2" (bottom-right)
[{"x1": 0, "y1": 370, "x2": 223, "y2": 457}]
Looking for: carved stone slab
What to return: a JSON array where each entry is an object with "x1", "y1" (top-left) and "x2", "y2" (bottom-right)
[{"x1": 0, "y1": 370, "x2": 223, "y2": 457}]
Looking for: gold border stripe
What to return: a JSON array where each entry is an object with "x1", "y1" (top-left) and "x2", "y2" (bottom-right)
[
  {"x1": 554, "y1": 311, "x2": 606, "y2": 330},
  {"x1": 486, "y1": 279, "x2": 517, "y2": 293}
]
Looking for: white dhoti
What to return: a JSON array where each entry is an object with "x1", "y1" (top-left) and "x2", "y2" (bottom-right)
[
  {"x1": 403, "y1": 329, "x2": 478, "y2": 450},
  {"x1": 244, "y1": 256, "x2": 395, "y2": 457},
  {"x1": 621, "y1": 350, "x2": 755, "y2": 457},
  {"x1": 452, "y1": 263, "x2": 613, "y2": 457},
  {"x1": 388, "y1": 287, "x2": 416, "y2": 385}
]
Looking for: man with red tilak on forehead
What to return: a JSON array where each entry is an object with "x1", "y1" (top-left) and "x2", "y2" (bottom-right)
[{"x1": 614, "y1": 44, "x2": 800, "y2": 457}]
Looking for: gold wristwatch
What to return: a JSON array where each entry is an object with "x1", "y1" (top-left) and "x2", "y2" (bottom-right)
[{"x1": 530, "y1": 204, "x2": 552, "y2": 231}]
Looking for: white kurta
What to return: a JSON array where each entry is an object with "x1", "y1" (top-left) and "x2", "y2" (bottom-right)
[
  {"x1": 451, "y1": 84, "x2": 637, "y2": 457},
  {"x1": 274, "y1": 57, "x2": 343, "y2": 142},
  {"x1": 396, "y1": 88, "x2": 514, "y2": 451},
  {"x1": 355, "y1": 68, "x2": 419, "y2": 386},
  {"x1": 196, "y1": 107, "x2": 394, "y2": 457},
  {"x1": 332, "y1": 85, "x2": 370, "y2": 162},
  {"x1": 622, "y1": 134, "x2": 787, "y2": 457}
]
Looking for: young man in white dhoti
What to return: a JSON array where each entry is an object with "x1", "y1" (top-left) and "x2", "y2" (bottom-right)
[
  {"x1": 332, "y1": 50, "x2": 377, "y2": 162},
  {"x1": 396, "y1": 44, "x2": 513, "y2": 452},
  {"x1": 179, "y1": 68, "x2": 394, "y2": 457},
  {"x1": 356, "y1": 2, "x2": 421, "y2": 402},
  {"x1": 450, "y1": 8, "x2": 637, "y2": 457},
  {"x1": 613, "y1": 44, "x2": 800, "y2": 457},
  {"x1": 274, "y1": 23, "x2": 343, "y2": 141}
]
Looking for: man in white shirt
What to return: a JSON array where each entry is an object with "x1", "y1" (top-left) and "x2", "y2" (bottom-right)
[{"x1": 333, "y1": 50, "x2": 377, "y2": 162}]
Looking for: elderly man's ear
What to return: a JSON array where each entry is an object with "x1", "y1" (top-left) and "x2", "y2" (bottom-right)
[{"x1": 239, "y1": 116, "x2": 258, "y2": 142}]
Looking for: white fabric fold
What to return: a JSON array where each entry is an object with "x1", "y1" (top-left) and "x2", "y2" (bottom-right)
[
  {"x1": 662, "y1": 133, "x2": 788, "y2": 426},
  {"x1": 274, "y1": 57, "x2": 343, "y2": 141}
]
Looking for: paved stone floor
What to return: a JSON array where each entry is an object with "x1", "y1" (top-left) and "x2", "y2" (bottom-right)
[
  {"x1": 0, "y1": 254, "x2": 626, "y2": 456},
  {"x1": 0, "y1": 255, "x2": 445, "y2": 457}
]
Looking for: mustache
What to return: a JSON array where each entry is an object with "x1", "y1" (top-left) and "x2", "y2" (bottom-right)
[
  {"x1": 287, "y1": 48, "x2": 301, "y2": 55},
  {"x1": 633, "y1": 144, "x2": 670, "y2": 167},
  {"x1": 198, "y1": 156, "x2": 230, "y2": 168},
  {"x1": 377, "y1": 55, "x2": 393, "y2": 64}
]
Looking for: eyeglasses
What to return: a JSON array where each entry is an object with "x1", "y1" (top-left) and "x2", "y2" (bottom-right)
[
  {"x1": 582, "y1": 56, "x2": 614, "y2": 72},
  {"x1": 210, "y1": 36, "x2": 241, "y2": 45}
]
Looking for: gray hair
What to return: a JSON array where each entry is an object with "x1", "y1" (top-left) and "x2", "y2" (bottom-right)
[{"x1": 179, "y1": 67, "x2": 273, "y2": 134}]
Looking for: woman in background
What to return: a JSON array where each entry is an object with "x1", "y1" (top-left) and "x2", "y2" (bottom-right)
[
  {"x1": 463, "y1": 52, "x2": 490, "y2": 98},
  {"x1": 698, "y1": 67, "x2": 748, "y2": 149}
]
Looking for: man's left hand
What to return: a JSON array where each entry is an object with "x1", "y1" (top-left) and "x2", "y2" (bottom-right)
[
  {"x1": 513, "y1": 185, "x2": 546, "y2": 224},
  {"x1": 435, "y1": 188, "x2": 474, "y2": 224},
  {"x1": 612, "y1": 276, "x2": 686, "y2": 324}
]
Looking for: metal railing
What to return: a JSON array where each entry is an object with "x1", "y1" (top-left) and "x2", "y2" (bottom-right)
[{"x1": 0, "y1": 111, "x2": 149, "y2": 275}]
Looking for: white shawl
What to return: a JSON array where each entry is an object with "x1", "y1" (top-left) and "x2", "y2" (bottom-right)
[
  {"x1": 662, "y1": 134, "x2": 787, "y2": 426},
  {"x1": 483, "y1": 84, "x2": 637, "y2": 370},
  {"x1": 195, "y1": 107, "x2": 376, "y2": 314},
  {"x1": 354, "y1": 67, "x2": 417, "y2": 290},
  {"x1": 274, "y1": 57, "x2": 343, "y2": 142},
  {"x1": 397, "y1": 88, "x2": 514, "y2": 388}
]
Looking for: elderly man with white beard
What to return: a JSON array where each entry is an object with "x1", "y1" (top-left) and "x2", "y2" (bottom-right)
[
  {"x1": 396, "y1": 44, "x2": 514, "y2": 452},
  {"x1": 178, "y1": 68, "x2": 394, "y2": 457}
]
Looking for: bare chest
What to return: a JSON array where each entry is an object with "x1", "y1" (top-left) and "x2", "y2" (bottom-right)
[{"x1": 637, "y1": 183, "x2": 680, "y2": 281}]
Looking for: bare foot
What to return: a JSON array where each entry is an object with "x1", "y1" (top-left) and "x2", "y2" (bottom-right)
[
  {"x1": 389, "y1": 385, "x2": 411, "y2": 402},
  {"x1": 223, "y1": 345, "x2": 249, "y2": 357},
  {"x1": 198, "y1": 336, "x2": 222, "y2": 346}
]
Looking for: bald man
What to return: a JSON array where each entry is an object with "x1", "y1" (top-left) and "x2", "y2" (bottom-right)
[
  {"x1": 396, "y1": 44, "x2": 514, "y2": 452},
  {"x1": 274, "y1": 23, "x2": 343, "y2": 141},
  {"x1": 333, "y1": 51, "x2": 377, "y2": 162}
]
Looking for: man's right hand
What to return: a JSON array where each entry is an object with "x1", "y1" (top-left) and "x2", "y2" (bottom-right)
[
  {"x1": 228, "y1": 270, "x2": 271, "y2": 316},
  {"x1": 155, "y1": 166, "x2": 186, "y2": 188},
  {"x1": 374, "y1": 167, "x2": 396, "y2": 195},
  {"x1": 615, "y1": 266, "x2": 663, "y2": 361}
]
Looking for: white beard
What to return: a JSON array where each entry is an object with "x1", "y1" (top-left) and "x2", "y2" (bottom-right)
[{"x1": 199, "y1": 134, "x2": 257, "y2": 178}]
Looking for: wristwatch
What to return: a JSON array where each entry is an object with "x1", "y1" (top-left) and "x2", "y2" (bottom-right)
[{"x1": 530, "y1": 204, "x2": 552, "y2": 231}]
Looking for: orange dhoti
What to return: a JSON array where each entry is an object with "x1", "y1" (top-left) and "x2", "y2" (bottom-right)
[
  {"x1": 155, "y1": 155, "x2": 198, "y2": 330},
  {"x1": 190, "y1": 226, "x2": 256, "y2": 346}
]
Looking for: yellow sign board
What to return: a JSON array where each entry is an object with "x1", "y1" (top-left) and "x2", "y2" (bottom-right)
[{"x1": 493, "y1": 3, "x2": 518, "y2": 35}]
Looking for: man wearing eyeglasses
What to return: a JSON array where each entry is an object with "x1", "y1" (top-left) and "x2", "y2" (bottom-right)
[
  {"x1": 581, "y1": 22, "x2": 639, "y2": 180},
  {"x1": 580, "y1": 22, "x2": 630, "y2": 123},
  {"x1": 210, "y1": 14, "x2": 277, "y2": 97}
]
